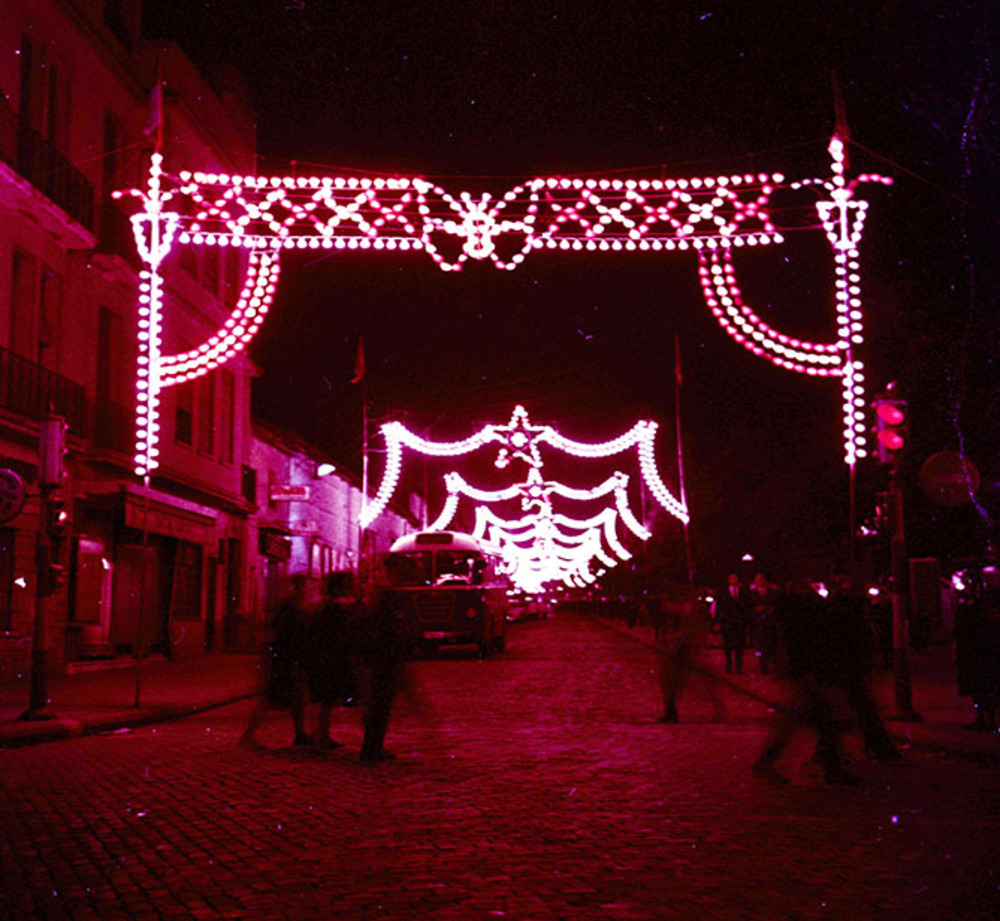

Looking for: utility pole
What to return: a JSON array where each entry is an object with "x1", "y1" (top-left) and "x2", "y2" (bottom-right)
[
  {"x1": 887, "y1": 461, "x2": 921, "y2": 721},
  {"x1": 873, "y1": 385, "x2": 922, "y2": 722}
]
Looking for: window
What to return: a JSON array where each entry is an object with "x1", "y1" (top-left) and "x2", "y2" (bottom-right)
[
  {"x1": 174, "y1": 381, "x2": 193, "y2": 446},
  {"x1": 170, "y1": 541, "x2": 203, "y2": 620},
  {"x1": 9, "y1": 253, "x2": 62, "y2": 367},
  {"x1": 219, "y1": 370, "x2": 235, "y2": 464},
  {"x1": 18, "y1": 36, "x2": 39, "y2": 129},
  {"x1": 39, "y1": 266, "x2": 63, "y2": 370},
  {"x1": 241, "y1": 465, "x2": 257, "y2": 504},
  {"x1": 96, "y1": 306, "x2": 122, "y2": 401},
  {"x1": 222, "y1": 248, "x2": 243, "y2": 305},
  {"x1": 203, "y1": 245, "x2": 220, "y2": 297},
  {"x1": 196, "y1": 373, "x2": 215, "y2": 455},
  {"x1": 10, "y1": 249, "x2": 37, "y2": 360},
  {"x1": 104, "y1": 0, "x2": 140, "y2": 50},
  {"x1": 18, "y1": 35, "x2": 69, "y2": 151}
]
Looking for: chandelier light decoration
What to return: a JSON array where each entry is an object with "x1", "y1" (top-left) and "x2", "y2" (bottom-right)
[
  {"x1": 117, "y1": 134, "x2": 889, "y2": 478},
  {"x1": 364, "y1": 406, "x2": 683, "y2": 591}
]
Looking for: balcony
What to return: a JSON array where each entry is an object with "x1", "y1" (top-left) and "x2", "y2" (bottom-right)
[
  {"x1": 0, "y1": 346, "x2": 87, "y2": 435},
  {"x1": 0, "y1": 95, "x2": 95, "y2": 245}
]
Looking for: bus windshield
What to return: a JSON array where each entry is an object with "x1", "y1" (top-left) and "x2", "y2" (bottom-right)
[{"x1": 389, "y1": 549, "x2": 485, "y2": 587}]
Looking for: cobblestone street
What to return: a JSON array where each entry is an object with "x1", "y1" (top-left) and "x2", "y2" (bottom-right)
[{"x1": 2, "y1": 614, "x2": 998, "y2": 920}]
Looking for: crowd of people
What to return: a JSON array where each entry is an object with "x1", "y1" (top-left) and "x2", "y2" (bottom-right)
[
  {"x1": 649, "y1": 571, "x2": 907, "y2": 786},
  {"x1": 237, "y1": 551, "x2": 999, "y2": 783},
  {"x1": 239, "y1": 557, "x2": 412, "y2": 764}
]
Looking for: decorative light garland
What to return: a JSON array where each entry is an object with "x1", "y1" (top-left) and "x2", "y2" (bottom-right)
[
  {"x1": 362, "y1": 406, "x2": 687, "y2": 530},
  {"x1": 118, "y1": 136, "x2": 890, "y2": 476},
  {"x1": 361, "y1": 407, "x2": 677, "y2": 591},
  {"x1": 435, "y1": 468, "x2": 651, "y2": 591}
]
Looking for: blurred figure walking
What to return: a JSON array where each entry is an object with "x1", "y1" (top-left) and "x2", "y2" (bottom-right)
[
  {"x1": 825, "y1": 577, "x2": 900, "y2": 762},
  {"x1": 240, "y1": 573, "x2": 317, "y2": 749},
  {"x1": 653, "y1": 585, "x2": 708, "y2": 723},
  {"x1": 752, "y1": 581, "x2": 860, "y2": 786},
  {"x1": 307, "y1": 571, "x2": 362, "y2": 750},
  {"x1": 360, "y1": 554, "x2": 414, "y2": 764}
]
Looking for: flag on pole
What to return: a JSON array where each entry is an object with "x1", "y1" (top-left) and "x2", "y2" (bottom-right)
[
  {"x1": 831, "y1": 70, "x2": 850, "y2": 167},
  {"x1": 144, "y1": 62, "x2": 164, "y2": 150},
  {"x1": 351, "y1": 336, "x2": 366, "y2": 384}
]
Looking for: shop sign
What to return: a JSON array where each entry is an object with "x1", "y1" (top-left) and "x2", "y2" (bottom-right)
[{"x1": 269, "y1": 484, "x2": 310, "y2": 502}]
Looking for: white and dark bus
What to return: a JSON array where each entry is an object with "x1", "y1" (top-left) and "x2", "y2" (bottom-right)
[{"x1": 385, "y1": 530, "x2": 508, "y2": 656}]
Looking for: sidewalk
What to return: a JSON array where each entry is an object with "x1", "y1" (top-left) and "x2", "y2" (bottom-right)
[
  {"x1": 600, "y1": 615, "x2": 1000, "y2": 764},
  {"x1": 0, "y1": 652, "x2": 263, "y2": 748}
]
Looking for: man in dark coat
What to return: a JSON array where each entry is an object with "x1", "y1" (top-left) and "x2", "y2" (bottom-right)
[{"x1": 716, "y1": 573, "x2": 752, "y2": 674}]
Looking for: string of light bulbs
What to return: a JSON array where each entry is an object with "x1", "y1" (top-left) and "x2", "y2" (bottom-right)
[{"x1": 119, "y1": 135, "x2": 890, "y2": 478}]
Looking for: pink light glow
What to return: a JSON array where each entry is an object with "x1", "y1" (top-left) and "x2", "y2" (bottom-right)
[{"x1": 120, "y1": 137, "x2": 890, "y2": 476}]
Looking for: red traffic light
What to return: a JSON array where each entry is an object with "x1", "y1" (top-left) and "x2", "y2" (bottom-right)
[
  {"x1": 872, "y1": 396, "x2": 908, "y2": 465},
  {"x1": 875, "y1": 402, "x2": 905, "y2": 426},
  {"x1": 877, "y1": 429, "x2": 905, "y2": 451}
]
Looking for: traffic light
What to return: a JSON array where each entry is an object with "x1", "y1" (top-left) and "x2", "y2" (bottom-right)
[
  {"x1": 45, "y1": 496, "x2": 68, "y2": 538},
  {"x1": 873, "y1": 395, "x2": 908, "y2": 465},
  {"x1": 46, "y1": 563, "x2": 67, "y2": 594}
]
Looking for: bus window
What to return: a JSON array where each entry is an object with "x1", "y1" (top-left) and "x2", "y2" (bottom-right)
[
  {"x1": 386, "y1": 551, "x2": 432, "y2": 586},
  {"x1": 436, "y1": 550, "x2": 478, "y2": 583}
]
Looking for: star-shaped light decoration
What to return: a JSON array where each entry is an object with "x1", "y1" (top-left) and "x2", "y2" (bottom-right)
[{"x1": 488, "y1": 405, "x2": 549, "y2": 468}]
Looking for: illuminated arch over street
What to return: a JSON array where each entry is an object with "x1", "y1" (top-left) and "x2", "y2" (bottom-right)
[{"x1": 117, "y1": 134, "x2": 890, "y2": 480}]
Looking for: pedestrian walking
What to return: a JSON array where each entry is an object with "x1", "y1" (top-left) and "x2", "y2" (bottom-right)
[
  {"x1": 307, "y1": 570, "x2": 362, "y2": 750},
  {"x1": 752, "y1": 581, "x2": 860, "y2": 786},
  {"x1": 652, "y1": 585, "x2": 708, "y2": 723},
  {"x1": 240, "y1": 573, "x2": 317, "y2": 749},
  {"x1": 824, "y1": 577, "x2": 900, "y2": 761},
  {"x1": 359, "y1": 554, "x2": 414, "y2": 764},
  {"x1": 716, "y1": 573, "x2": 752, "y2": 674}
]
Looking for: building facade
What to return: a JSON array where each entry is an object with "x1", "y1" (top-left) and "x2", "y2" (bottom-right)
[{"x1": 0, "y1": 1, "x2": 419, "y2": 686}]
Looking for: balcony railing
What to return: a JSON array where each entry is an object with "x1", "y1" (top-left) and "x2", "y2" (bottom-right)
[
  {"x1": 0, "y1": 346, "x2": 87, "y2": 434},
  {"x1": 0, "y1": 109, "x2": 95, "y2": 231}
]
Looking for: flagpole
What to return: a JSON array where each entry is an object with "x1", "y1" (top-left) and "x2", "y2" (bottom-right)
[
  {"x1": 674, "y1": 333, "x2": 694, "y2": 585},
  {"x1": 360, "y1": 374, "x2": 368, "y2": 580},
  {"x1": 352, "y1": 336, "x2": 368, "y2": 580}
]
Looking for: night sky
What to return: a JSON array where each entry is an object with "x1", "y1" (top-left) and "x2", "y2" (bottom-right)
[{"x1": 144, "y1": 1, "x2": 998, "y2": 584}]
